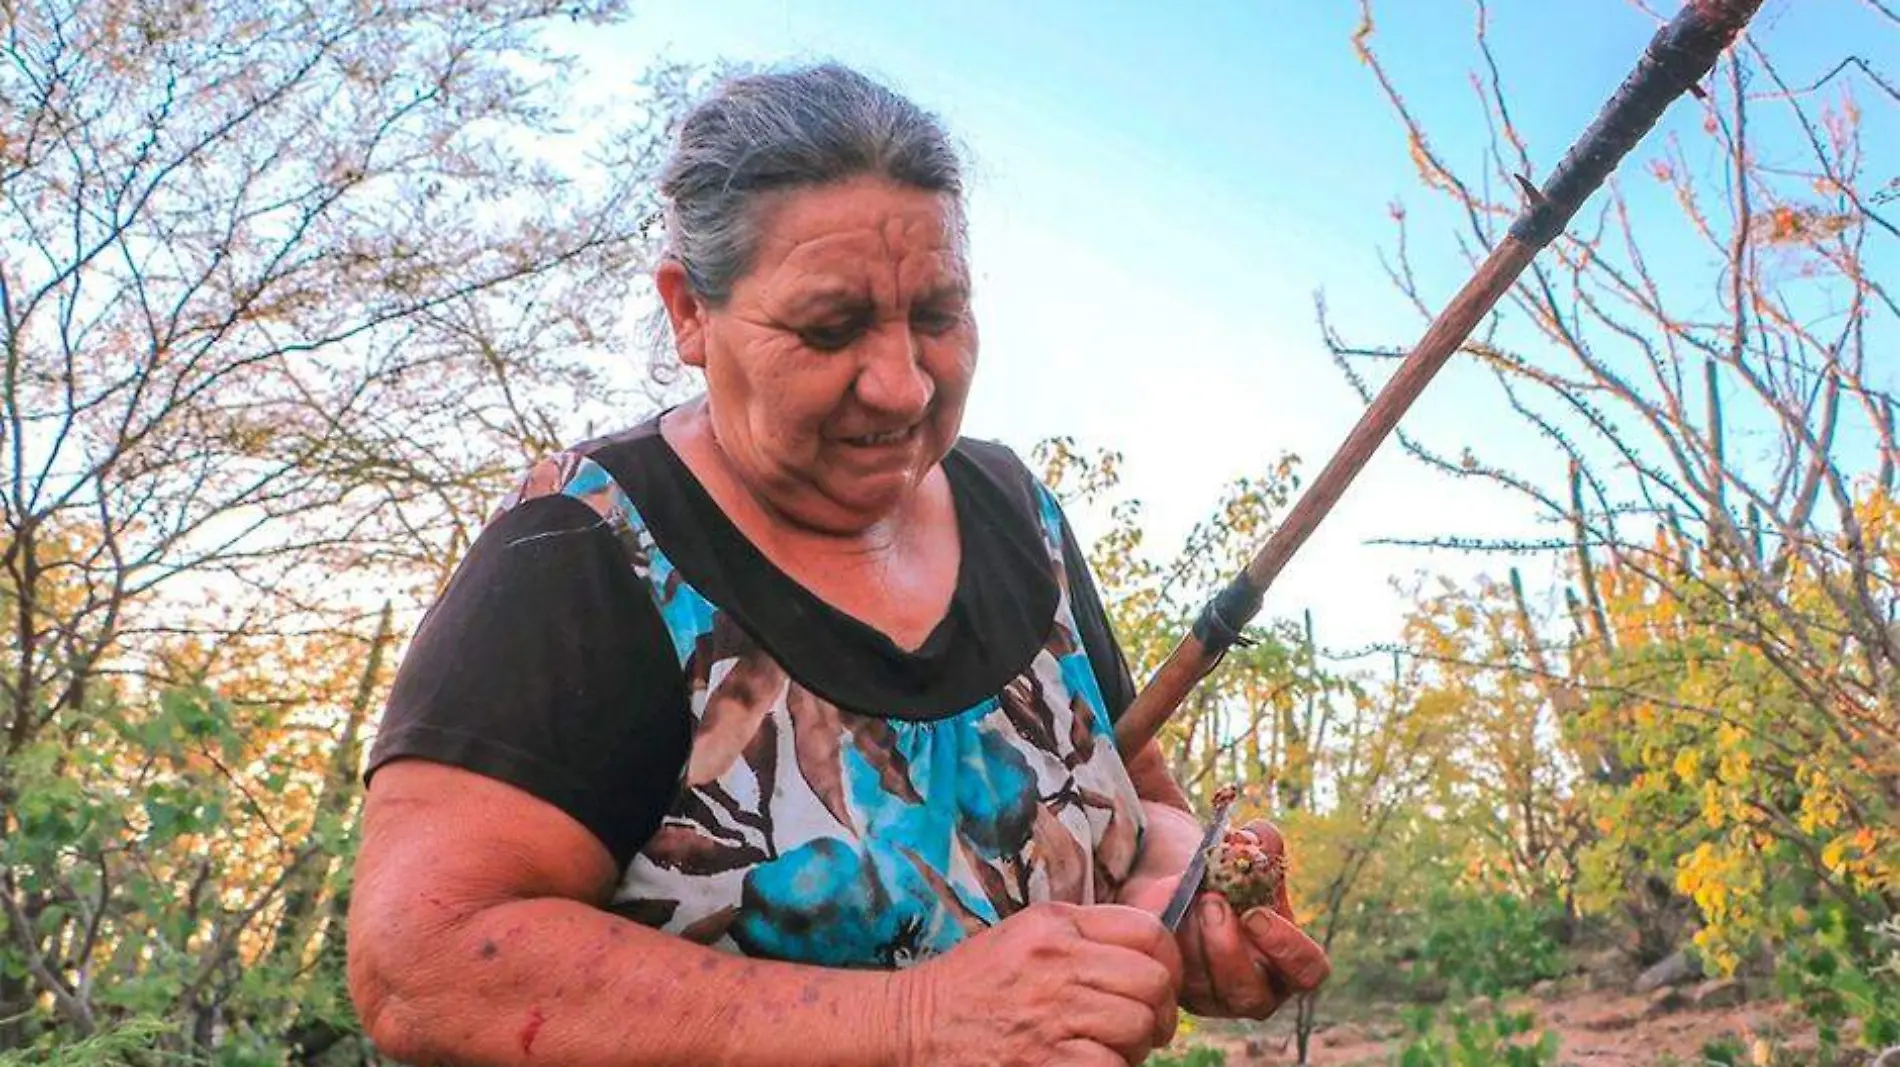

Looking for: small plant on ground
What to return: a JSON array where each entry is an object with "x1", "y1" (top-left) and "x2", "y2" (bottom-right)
[
  {"x1": 1413, "y1": 891, "x2": 1567, "y2": 999},
  {"x1": 1392, "y1": 1005, "x2": 1560, "y2": 1067}
]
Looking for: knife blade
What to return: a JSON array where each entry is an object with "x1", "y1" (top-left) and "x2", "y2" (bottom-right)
[{"x1": 1157, "y1": 793, "x2": 1236, "y2": 932}]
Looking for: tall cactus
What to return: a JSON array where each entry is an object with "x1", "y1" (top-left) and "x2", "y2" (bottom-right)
[
  {"x1": 1278, "y1": 610, "x2": 1317, "y2": 812},
  {"x1": 1705, "y1": 357, "x2": 1727, "y2": 503},
  {"x1": 1666, "y1": 504, "x2": 1697, "y2": 581},
  {"x1": 1705, "y1": 357, "x2": 1748, "y2": 568},
  {"x1": 1880, "y1": 395, "x2": 1895, "y2": 497},
  {"x1": 1512, "y1": 567, "x2": 1621, "y2": 783},
  {"x1": 1564, "y1": 587, "x2": 1590, "y2": 645},
  {"x1": 1569, "y1": 460, "x2": 1615, "y2": 652}
]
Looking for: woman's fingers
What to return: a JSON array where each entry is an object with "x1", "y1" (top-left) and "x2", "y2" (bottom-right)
[
  {"x1": 1050, "y1": 1038, "x2": 1134, "y2": 1067},
  {"x1": 1180, "y1": 895, "x2": 1219, "y2": 1010},
  {"x1": 1061, "y1": 987, "x2": 1168, "y2": 1065},
  {"x1": 1241, "y1": 906, "x2": 1333, "y2": 993},
  {"x1": 1120, "y1": 815, "x2": 1333, "y2": 1024},
  {"x1": 1065, "y1": 906, "x2": 1182, "y2": 1051},
  {"x1": 1198, "y1": 895, "x2": 1282, "y2": 1018},
  {"x1": 1229, "y1": 818, "x2": 1296, "y2": 918},
  {"x1": 1068, "y1": 948, "x2": 1179, "y2": 1048},
  {"x1": 1070, "y1": 903, "x2": 1184, "y2": 989}
]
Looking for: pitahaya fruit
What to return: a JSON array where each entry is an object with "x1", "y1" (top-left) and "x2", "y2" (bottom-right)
[{"x1": 1202, "y1": 827, "x2": 1284, "y2": 914}]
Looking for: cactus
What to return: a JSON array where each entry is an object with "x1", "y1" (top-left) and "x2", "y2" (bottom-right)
[
  {"x1": 1880, "y1": 395, "x2": 1895, "y2": 496},
  {"x1": 1666, "y1": 504, "x2": 1698, "y2": 580},
  {"x1": 1564, "y1": 587, "x2": 1590, "y2": 644},
  {"x1": 1706, "y1": 357, "x2": 1727, "y2": 502},
  {"x1": 1204, "y1": 825, "x2": 1285, "y2": 913},
  {"x1": 1569, "y1": 461, "x2": 1614, "y2": 651}
]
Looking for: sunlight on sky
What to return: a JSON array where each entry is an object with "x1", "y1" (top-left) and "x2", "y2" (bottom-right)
[{"x1": 544, "y1": 0, "x2": 1895, "y2": 659}]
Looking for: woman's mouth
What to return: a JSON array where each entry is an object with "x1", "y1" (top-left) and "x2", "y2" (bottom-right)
[{"x1": 841, "y1": 425, "x2": 917, "y2": 448}]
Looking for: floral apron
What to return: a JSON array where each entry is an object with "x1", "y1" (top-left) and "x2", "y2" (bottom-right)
[{"x1": 501, "y1": 452, "x2": 1149, "y2": 969}]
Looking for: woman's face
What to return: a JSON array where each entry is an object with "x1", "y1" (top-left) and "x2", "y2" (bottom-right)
[{"x1": 661, "y1": 176, "x2": 977, "y2": 535}]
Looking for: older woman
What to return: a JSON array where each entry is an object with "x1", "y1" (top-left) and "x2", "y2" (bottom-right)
[{"x1": 348, "y1": 64, "x2": 1330, "y2": 1067}]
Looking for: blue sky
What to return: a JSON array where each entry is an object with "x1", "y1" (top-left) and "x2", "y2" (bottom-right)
[{"x1": 548, "y1": 1, "x2": 1896, "y2": 659}]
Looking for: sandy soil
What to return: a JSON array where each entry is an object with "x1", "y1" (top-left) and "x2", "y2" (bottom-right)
[{"x1": 1184, "y1": 984, "x2": 1841, "y2": 1067}]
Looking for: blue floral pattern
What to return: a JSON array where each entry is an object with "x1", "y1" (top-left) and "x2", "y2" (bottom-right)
[{"x1": 498, "y1": 450, "x2": 1148, "y2": 969}]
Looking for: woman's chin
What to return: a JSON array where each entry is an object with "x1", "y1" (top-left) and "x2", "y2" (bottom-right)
[{"x1": 782, "y1": 476, "x2": 921, "y2": 535}]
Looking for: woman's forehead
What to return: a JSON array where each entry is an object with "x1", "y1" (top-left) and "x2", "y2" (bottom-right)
[{"x1": 748, "y1": 181, "x2": 967, "y2": 292}]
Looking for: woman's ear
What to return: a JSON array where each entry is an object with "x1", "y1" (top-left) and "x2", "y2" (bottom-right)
[{"x1": 655, "y1": 260, "x2": 709, "y2": 369}]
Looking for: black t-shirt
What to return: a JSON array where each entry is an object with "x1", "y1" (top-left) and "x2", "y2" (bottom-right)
[{"x1": 365, "y1": 417, "x2": 1138, "y2": 869}]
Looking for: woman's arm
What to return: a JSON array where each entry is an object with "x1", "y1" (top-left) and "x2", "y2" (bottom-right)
[
  {"x1": 348, "y1": 759, "x2": 908, "y2": 1067},
  {"x1": 1124, "y1": 737, "x2": 1193, "y2": 813}
]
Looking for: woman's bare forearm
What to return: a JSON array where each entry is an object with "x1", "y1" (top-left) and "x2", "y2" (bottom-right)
[
  {"x1": 1126, "y1": 738, "x2": 1193, "y2": 812},
  {"x1": 348, "y1": 764, "x2": 911, "y2": 1067},
  {"x1": 355, "y1": 893, "x2": 909, "y2": 1067}
]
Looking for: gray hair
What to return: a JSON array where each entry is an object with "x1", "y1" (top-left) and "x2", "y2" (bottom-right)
[{"x1": 656, "y1": 62, "x2": 967, "y2": 308}]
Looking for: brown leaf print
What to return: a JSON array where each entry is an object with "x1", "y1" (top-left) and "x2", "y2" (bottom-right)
[
  {"x1": 1077, "y1": 787, "x2": 1139, "y2": 894},
  {"x1": 676, "y1": 789, "x2": 748, "y2": 845},
  {"x1": 1047, "y1": 534, "x2": 1069, "y2": 597},
  {"x1": 1066, "y1": 694, "x2": 1099, "y2": 766},
  {"x1": 521, "y1": 454, "x2": 579, "y2": 501},
  {"x1": 954, "y1": 835, "x2": 1015, "y2": 918},
  {"x1": 968, "y1": 846, "x2": 1021, "y2": 919},
  {"x1": 645, "y1": 823, "x2": 767, "y2": 876},
  {"x1": 687, "y1": 612, "x2": 757, "y2": 692},
  {"x1": 786, "y1": 685, "x2": 854, "y2": 833},
  {"x1": 699, "y1": 781, "x2": 769, "y2": 840},
  {"x1": 613, "y1": 897, "x2": 679, "y2": 928},
  {"x1": 680, "y1": 906, "x2": 740, "y2": 946},
  {"x1": 1046, "y1": 619, "x2": 1079, "y2": 657},
  {"x1": 688, "y1": 652, "x2": 786, "y2": 787},
  {"x1": 1031, "y1": 805, "x2": 1087, "y2": 904},
  {"x1": 898, "y1": 847, "x2": 988, "y2": 937},
  {"x1": 848, "y1": 716, "x2": 922, "y2": 804},
  {"x1": 743, "y1": 711, "x2": 780, "y2": 817},
  {"x1": 999, "y1": 674, "x2": 1060, "y2": 754},
  {"x1": 607, "y1": 525, "x2": 651, "y2": 574}
]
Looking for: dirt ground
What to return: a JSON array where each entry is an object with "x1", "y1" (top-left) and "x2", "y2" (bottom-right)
[{"x1": 1185, "y1": 983, "x2": 1843, "y2": 1066}]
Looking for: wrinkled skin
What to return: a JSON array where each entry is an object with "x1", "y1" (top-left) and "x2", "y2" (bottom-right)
[
  {"x1": 657, "y1": 175, "x2": 978, "y2": 654},
  {"x1": 897, "y1": 901, "x2": 1183, "y2": 1067},
  {"x1": 656, "y1": 174, "x2": 976, "y2": 541}
]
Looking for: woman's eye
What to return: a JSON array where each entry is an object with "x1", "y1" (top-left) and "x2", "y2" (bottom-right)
[
  {"x1": 912, "y1": 306, "x2": 963, "y2": 335},
  {"x1": 798, "y1": 321, "x2": 863, "y2": 351}
]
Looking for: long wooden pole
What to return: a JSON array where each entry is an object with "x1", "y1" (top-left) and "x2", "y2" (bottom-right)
[{"x1": 1114, "y1": 0, "x2": 1767, "y2": 759}]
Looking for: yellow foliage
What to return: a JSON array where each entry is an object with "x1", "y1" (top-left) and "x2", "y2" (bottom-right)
[{"x1": 1674, "y1": 748, "x2": 1701, "y2": 784}]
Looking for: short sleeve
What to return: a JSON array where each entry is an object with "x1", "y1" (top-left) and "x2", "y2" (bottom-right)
[
  {"x1": 1054, "y1": 499, "x2": 1140, "y2": 723},
  {"x1": 364, "y1": 494, "x2": 691, "y2": 869}
]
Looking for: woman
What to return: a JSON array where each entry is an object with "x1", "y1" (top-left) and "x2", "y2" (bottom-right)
[{"x1": 348, "y1": 63, "x2": 1330, "y2": 1067}]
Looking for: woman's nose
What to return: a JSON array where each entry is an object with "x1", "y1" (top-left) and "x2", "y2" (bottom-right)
[{"x1": 853, "y1": 325, "x2": 933, "y2": 416}]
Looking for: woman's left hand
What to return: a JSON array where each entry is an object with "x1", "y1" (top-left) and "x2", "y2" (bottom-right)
[{"x1": 1118, "y1": 802, "x2": 1333, "y2": 1019}]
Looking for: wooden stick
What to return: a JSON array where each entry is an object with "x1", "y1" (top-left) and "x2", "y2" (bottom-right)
[{"x1": 1114, "y1": 0, "x2": 1766, "y2": 759}]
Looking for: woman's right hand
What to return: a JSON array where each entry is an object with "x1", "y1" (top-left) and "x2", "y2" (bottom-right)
[{"x1": 895, "y1": 901, "x2": 1183, "y2": 1067}]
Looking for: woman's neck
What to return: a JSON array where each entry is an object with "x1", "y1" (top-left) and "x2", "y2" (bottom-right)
[
  {"x1": 661, "y1": 402, "x2": 913, "y2": 555},
  {"x1": 659, "y1": 401, "x2": 960, "y2": 651}
]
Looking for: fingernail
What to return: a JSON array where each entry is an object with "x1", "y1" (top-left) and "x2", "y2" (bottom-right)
[
  {"x1": 1243, "y1": 908, "x2": 1279, "y2": 940},
  {"x1": 1201, "y1": 896, "x2": 1227, "y2": 927}
]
